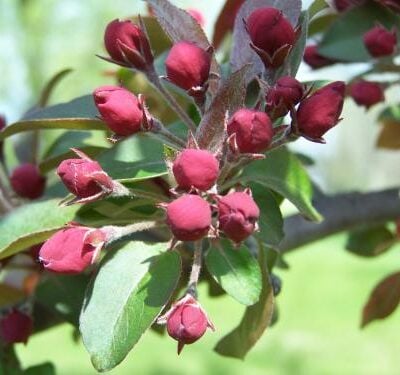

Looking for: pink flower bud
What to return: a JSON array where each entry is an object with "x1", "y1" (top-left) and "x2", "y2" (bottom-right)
[
  {"x1": 363, "y1": 25, "x2": 397, "y2": 58},
  {"x1": 218, "y1": 191, "x2": 260, "y2": 243},
  {"x1": 303, "y1": 45, "x2": 336, "y2": 69},
  {"x1": 172, "y1": 149, "x2": 219, "y2": 191},
  {"x1": 350, "y1": 81, "x2": 385, "y2": 109},
  {"x1": 0, "y1": 310, "x2": 33, "y2": 344},
  {"x1": 93, "y1": 86, "x2": 144, "y2": 136},
  {"x1": 10, "y1": 163, "x2": 46, "y2": 200},
  {"x1": 165, "y1": 41, "x2": 211, "y2": 91},
  {"x1": 296, "y1": 81, "x2": 345, "y2": 140},
  {"x1": 39, "y1": 225, "x2": 106, "y2": 274},
  {"x1": 187, "y1": 9, "x2": 205, "y2": 27},
  {"x1": 247, "y1": 7, "x2": 296, "y2": 68},
  {"x1": 166, "y1": 195, "x2": 212, "y2": 241},
  {"x1": 57, "y1": 149, "x2": 114, "y2": 204},
  {"x1": 159, "y1": 294, "x2": 214, "y2": 354},
  {"x1": 266, "y1": 76, "x2": 304, "y2": 118},
  {"x1": 227, "y1": 109, "x2": 273, "y2": 153},
  {"x1": 104, "y1": 19, "x2": 153, "y2": 69}
]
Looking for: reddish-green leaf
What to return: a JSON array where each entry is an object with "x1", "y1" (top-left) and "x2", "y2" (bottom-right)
[{"x1": 361, "y1": 271, "x2": 400, "y2": 328}]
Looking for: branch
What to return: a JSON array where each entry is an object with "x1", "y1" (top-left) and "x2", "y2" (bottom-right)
[{"x1": 279, "y1": 188, "x2": 400, "y2": 253}]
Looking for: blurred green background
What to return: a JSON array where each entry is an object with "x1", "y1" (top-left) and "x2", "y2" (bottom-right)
[{"x1": 1, "y1": 0, "x2": 400, "y2": 374}]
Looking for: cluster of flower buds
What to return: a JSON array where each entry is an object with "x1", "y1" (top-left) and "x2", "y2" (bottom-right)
[
  {"x1": 10, "y1": 163, "x2": 46, "y2": 200},
  {"x1": 0, "y1": 309, "x2": 33, "y2": 345},
  {"x1": 163, "y1": 147, "x2": 260, "y2": 245},
  {"x1": 363, "y1": 24, "x2": 397, "y2": 58},
  {"x1": 245, "y1": 7, "x2": 299, "y2": 69},
  {"x1": 349, "y1": 80, "x2": 385, "y2": 109}
]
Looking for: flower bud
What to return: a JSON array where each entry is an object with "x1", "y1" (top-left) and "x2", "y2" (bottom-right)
[
  {"x1": 104, "y1": 19, "x2": 153, "y2": 69},
  {"x1": 227, "y1": 109, "x2": 273, "y2": 153},
  {"x1": 158, "y1": 294, "x2": 214, "y2": 354},
  {"x1": 187, "y1": 9, "x2": 205, "y2": 27},
  {"x1": 266, "y1": 76, "x2": 304, "y2": 118},
  {"x1": 333, "y1": 0, "x2": 364, "y2": 12},
  {"x1": 349, "y1": 80, "x2": 385, "y2": 109},
  {"x1": 296, "y1": 81, "x2": 345, "y2": 140},
  {"x1": 363, "y1": 25, "x2": 397, "y2": 58},
  {"x1": 166, "y1": 195, "x2": 212, "y2": 241},
  {"x1": 165, "y1": 41, "x2": 211, "y2": 92},
  {"x1": 303, "y1": 45, "x2": 336, "y2": 69},
  {"x1": 218, "y1": 191, "x2": 260, "y2": 243},
  {"x1": 0, "y1": 310, "x2": 33, "y2": 344},
  {"x1": 10, "y1": 163, "x2": 46, "y2": 200},
  {"x1": 246, "y1": 7, "x2": 296, "y2": 68},
  {"x1": 39, "y1": 225, "x2": 106, "y2": 274},
  {"x1": 93, "y1": 86, "x2": 144, "y2": 136},
  {"x1": 57, "y1": 149, "x2": 115, "y2": 204},
  {"x1": 172, "y1": 149, "x2": 219, "y2": 191}
]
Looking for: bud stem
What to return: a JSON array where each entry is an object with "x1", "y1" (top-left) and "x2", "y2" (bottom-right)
[
  {"x1": 150, "y1": 119, "x2": 186, "y2": 149},
  {"x1": 145, "y1": 66, "x2": 197, "y2": 133},
  {"x1": 103, "y1": 221, "x2": 162, "y2": 244},
  {"x1": 187, "y1": 241, "x2": 203, "y2": 297},
  {"x1": 0, "y1": 171, "x2": 13, "y2": 213}
]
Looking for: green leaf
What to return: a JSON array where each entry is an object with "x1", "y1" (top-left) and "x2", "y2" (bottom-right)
[
  {"x1": 205, "y1": 240, "x2": 262, "y2": 306},
  {"x1": 80, "y1": 243, "x2": 181, "y2": 372},
  {"x1": 251, "y1": 183, "x2": 284, "y2": 247},
  {"x1": 361, "y1": 271, "x2": 400, "y2": 328},
  {"x1": 285, "y1": 11, "x2": 308, "y2": 76},
  {"x1": 319, "y1": 2, "x2": 400, "y2": 62},
  {"x1": 346, "y1": 225, "x2": 396, "y2": 257},
  {"x1": 23, "y1": 362, "x2": 56, "y2": 375},
  {"x1": 0, "y1": 200, "x2": 79, "y2": 260},
  {"x1": 38, "y1": 68, "x2": 73, "y2": 107},
  {"x1": 236, "y1": 148, "x2": 322, "y2": 221},
  {"x1": 97, "y1": 135, "x2": 167, "y2": 183},
  {"x1": 0, "y1": 95, "x2": 104, "y2": 141},
  {"x1": 36, "y1": 274, "x2": 89, "y2": 326},
  {"x1": 214, "y1": 241, "x2": 274, "y2": 359}
]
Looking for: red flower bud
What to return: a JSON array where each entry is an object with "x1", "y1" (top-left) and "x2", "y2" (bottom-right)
[
  {"x1": 333, "y1": 0, "x2": 364, "y2": 11},
  {"x1": 93, "y1": 86, "x2": 144, "y2": 136},
  {"x1": 0, "y1": 310, "x2": 33, "y2": 344},
  {"x1": 165, "y1": 41, "x2": 211, "y2": 92},
  {"x1": 349, "y1": 81, "x2": 385, "y2": 109},
  {"x1": 363, "y1": 25, "x2": 397, "y2": 58},
  {"x1": 303, "y1": 45, "x2": 336, "y2": 69},
  {"x1": 247, "y1": 7, "x2": 296, "y2": 68},
  {"x1": 218, "y1": 191, "x2": 260, "y2": 243},
  {"x1": 296, "y1": 81, "x2": 345, "y2": 141},
  {"x1": 166, "y1": 195, "x2": 212, "y2": 241},
  {"x1": 10, "y1": 163, "x2": 46, "y2": 200},
  {"x1": 158, "y1": 294, "x2": 214, "y2": 354},
  {"x1": 104, "y1": 19, "x2": 153, "y2": 69},
  {"x1": 57, "y1": 149, "x2": 115, "y2": 204},
  {"x1": 227, "y1": 109, "x2": 273, "y2": 153},
  {"x1": 39, "y1": 225, "x2": 106, "y2": 274},
  {"x1": 266, "y1": 76, "x2": 304, "y2": 118},
  {"x1": 172, "y1": 149, "x2": 219, "y2": 191},
  {"x1": 187, "y1": 9, "x2": 205, "y2": 27}
]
